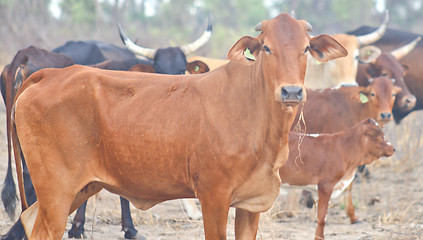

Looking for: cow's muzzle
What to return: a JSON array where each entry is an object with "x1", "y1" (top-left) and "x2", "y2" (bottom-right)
[
  {"x1": 379, "y1": 112, "x2": 392, "y2": 122},
  {"x1": 281, "y1": 85, "x2": 304, "y2": 106},
  {"x1": 398, "y1": 95, "x2": 416, "y2": 112}
]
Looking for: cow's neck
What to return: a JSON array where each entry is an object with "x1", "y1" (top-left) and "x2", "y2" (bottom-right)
[
  {"x1": 336, "y1": 127, "x2": 364, "y2": 172},
  {"x1": 224, "y1": 61, "x2": 294, "y2": 163}
]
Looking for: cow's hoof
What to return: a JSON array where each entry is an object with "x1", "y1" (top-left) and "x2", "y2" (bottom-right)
[
  {"x1": 68, "y1": 227, "x2": 85, "y2": 239},
  {"x1": 124, "y1": 229, "x2": 146, "y2": 240}
]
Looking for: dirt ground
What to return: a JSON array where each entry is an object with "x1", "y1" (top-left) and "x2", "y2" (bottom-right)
[{"x1": 1, "y1": 103, "x2": 423, "y2": 240}]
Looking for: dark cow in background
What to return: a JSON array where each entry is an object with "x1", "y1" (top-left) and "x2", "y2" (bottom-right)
[
  {"x1": 347, "y1": 27, "x2": 423, "y2": 123},
  {"x1": 52, "y1": 40, "x2": 136, "y2": 65}
]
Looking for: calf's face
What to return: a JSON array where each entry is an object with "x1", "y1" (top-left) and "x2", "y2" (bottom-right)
[
  {"x1": 357, "y1": 77, "x2": 401, "y2": 124},
  {"x1": 361, "y1": 119, "x2": 394, "y2": 165}
]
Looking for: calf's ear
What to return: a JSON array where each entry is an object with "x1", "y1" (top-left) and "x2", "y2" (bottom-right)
[
  {"x1": 352, "y1": 90, "x2": 369, "y2": 104},
  {"x1": 227, "y1": 36, "x2": 262, "y2": 65},
  {"x1": 309, "y1": 34, "x2": 348, "y2": 62}
]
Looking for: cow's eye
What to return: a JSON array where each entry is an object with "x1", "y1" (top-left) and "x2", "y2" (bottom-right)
[
  {"x1": 264, "y1": 46, "x2": 271, "y2": 53},
  {"x1": 371, "y1": 93, "x2": 376, "y2": 97},
  {"x1": 304, "y1": 46, "x2": 310, "y2": 54}
]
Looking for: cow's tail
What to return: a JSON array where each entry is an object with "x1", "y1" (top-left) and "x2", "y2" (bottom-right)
[
  {"x1": 1, "y1": 148, "x2": 18, "y2": 220},
  {"x1": 11, "y1": 104, "x2": 28, "y2": 212}
]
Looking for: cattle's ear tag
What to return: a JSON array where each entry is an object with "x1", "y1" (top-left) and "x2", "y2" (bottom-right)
[
  {"x1": 244, "y1": 48, "x2": 256, "y2": 61},
  {"x1": 360, "y1": 92, "x2": 369, "y2": 104},
  {"x1": 314, "y1": 59, "x2": 323, "y2": 65},
  {"x1": 194, "y1": 65, "x2": 200, "y2": 72}
]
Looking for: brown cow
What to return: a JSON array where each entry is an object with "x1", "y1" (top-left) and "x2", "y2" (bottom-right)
[
  {"x1": 356, "y1": 37, "x2": 421, "y2": 112},
  {"x1": 5, "y1": 13, "x2": 347, "y2": 239},
  {"x1": 281, "y1": 118, "x2": 394, "y2": 240},
  {"x1": 291, "y1": 76, "x2": 400, "y2": 224}
]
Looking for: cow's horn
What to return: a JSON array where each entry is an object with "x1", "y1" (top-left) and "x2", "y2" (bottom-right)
[
  {"x1": 180, "y1": 15, "x2": 213, "y2": 55},
  {"x1": 391, "y1": 36, "x2": 421, "y2": 60},
  {"x1": 255, "y1": 22, "x2": 263, "y2": 32},
  {"x1": 117, "y1": 23, "x2": 157, "y2": 59},
  {"x1": 356, "y1": 10, "x2": 389, "y2": 46}
]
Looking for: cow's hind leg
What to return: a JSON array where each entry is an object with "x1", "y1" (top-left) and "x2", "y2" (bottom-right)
[
  {"x1": 345, "y1": 183, "x2": 360, "y2": 224},
  {"x1": 68, "y1": 201, "x2": 88, "y2": 239},
  {"x1": 21, "y1": 183, "x2": 102, "y2": 239},
  {"x1": 234, "y1": 208, "x2": 260, "y2": 240}
]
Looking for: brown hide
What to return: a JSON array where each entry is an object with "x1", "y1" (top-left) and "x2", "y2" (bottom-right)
[
  {"x1": 282, "y1": 119, "x2": 394, "y2": 240},
  {"x1": 293, "y1": 76, "x2": 401, "y2": 134},
  {"x1": 357, "y1": 52, "x2": 416, "y2": 111},
  {"x1": 12, "y1": 14, "x2": 347, "y2": 239}
]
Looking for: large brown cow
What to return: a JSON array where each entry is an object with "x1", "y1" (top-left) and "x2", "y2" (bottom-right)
[
  {"x1": 4, "y1": 13, "x2": 347, "y2": 239},
  {"x1": 291, "y1": 76, "x2": 400, "y2": 224},
  {"x1": 282, "y1": 118, "x2": 394, "y2": 240}
]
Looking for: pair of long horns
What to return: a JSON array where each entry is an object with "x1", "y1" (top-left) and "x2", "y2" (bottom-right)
[
  {"x1": 356, "y1": 10, "x2": 389, "y2": 46},
  {"x1": 117, "y1": 15, "x2": 213, "y2": 59},
  {"x1": 391, "y1": 36, "x2": 421, "y2": 60}
]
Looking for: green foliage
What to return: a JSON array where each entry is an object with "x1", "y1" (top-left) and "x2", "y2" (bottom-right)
[{"x1": 60, "y1": 0, "x2": 96, "y2": 25}]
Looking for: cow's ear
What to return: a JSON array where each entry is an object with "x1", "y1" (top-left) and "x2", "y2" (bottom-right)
[
  {"x1": 227, "y1": 36, "x2": 262, "y2": 65},
  {"x1": 357, "y1": 46, "x2": 381, "y2": 64},
  {"x1": 402, "y1": 64, "x2": 409, "y2": 76},
  {"x1": 352, "y1": 90, "x2": 369, "y2": 104},
  {"x1": 393, "y1": 86, "x2": 402, "y2": 95},
  {"x1": 186, "y1": 60, "x2": 210, "y2": 74},
  {"x1": 308, "y1": 34, "x2": 348, "y2": 63}
]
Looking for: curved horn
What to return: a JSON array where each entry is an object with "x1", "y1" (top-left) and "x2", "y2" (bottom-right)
[
  {"x1": 391, "y1": 36, "x2": 421, "y2": 60},
  {"x1": 255, "y1": 22, "x2": 263, "y2": 32},
  {"x1": 180, "y1": 15, "x2": 213, "y2": 55},
  {"x1": 117, "y1": 23, "x2": 157, "y2": 59},
  {"x1": 356, "y1": 10, "x2": 389, "y2": 46}
]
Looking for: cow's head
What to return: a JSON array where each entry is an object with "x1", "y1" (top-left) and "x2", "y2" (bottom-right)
[
  {"x1": 117, "y1": 16, "x2": 212, "y2": 75},
  {"x1": 358, "y1": 118, "x2": 394, "y2": 165},
  {"x1": 353, "y1": 76, "x2": 401, "y2": 124},
  {"x1": 362, "y1": 37, "x2": 421, "y2": 112},
  {"x1": 305, "y1": 11, "x2": 388, "y2": 87},
  {"x1": 227, "y1": 13, "x2": 347, "y2": 107}
]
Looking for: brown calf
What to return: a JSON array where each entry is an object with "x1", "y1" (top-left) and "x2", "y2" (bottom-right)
[{"x1": 282, "y1": 118, "x2": 394, "y2": 240}]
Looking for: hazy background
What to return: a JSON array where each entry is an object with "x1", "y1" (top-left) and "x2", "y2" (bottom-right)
[{"x1": 0, "y1": 0, "x2": 422, "y2": 66}]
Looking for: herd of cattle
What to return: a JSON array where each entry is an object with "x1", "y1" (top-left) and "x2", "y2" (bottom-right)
[{"x1": 0, "y1": 11, "x2": 422, "y2": 240}]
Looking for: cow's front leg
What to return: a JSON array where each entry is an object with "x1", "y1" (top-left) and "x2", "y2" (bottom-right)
[
  {"x1": 68, "y1": 201, "x2": 87, "y2": 239},
  {"x1": 120, "y1": 197, "x2": 146, "y2": 239},
  {"x1": 234, "y1": 208, "x2": 260, "y2": 240},
  {"x1": 315, "y1": 186, "x2": 333, "y2": 240},
  {"x1": 200, "y1": 195, "x2": 230, "y2": 240}
]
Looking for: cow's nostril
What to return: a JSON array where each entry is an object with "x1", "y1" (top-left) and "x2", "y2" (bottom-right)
[
  {"x1": 297, "y1": 88, "x2": 303, "y2": 100},
  {"x1": 380, "y1": 113, "x2": 392, "y2": 119},
  {"x1": 281, "y1": 87, "x2": 289, "y2": 98}
]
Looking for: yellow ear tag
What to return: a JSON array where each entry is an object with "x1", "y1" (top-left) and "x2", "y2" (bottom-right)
[
  {"x1": 194, "y1": 65, "x2": 200, "y2": 72},
  {"x1": 244, "y1": 48, "x2": 256, "y2": 61},
  {"x1": 314, "y1": 59, "x2": 323, "y2": 65},
  {"x1": 360, "y1": 92, "x2": 369, "y2": 104}
]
